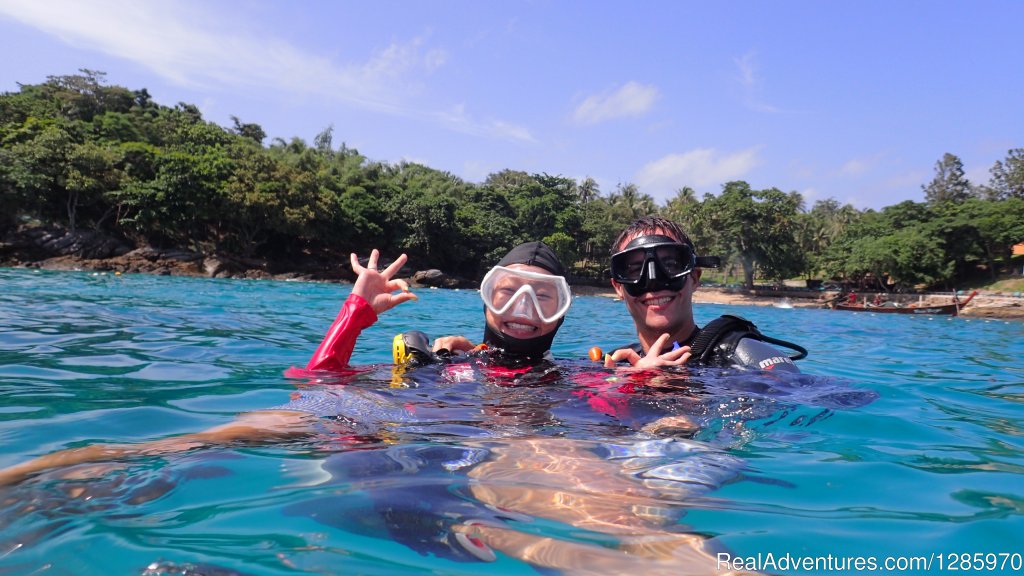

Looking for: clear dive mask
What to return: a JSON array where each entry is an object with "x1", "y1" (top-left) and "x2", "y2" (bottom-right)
[{"x1": 479, "y1": 266, "x2": 571, "y2": 324}]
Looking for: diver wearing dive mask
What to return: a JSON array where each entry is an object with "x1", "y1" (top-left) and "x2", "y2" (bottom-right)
[
  {"x1": 393, "y1": 242, "x2": 571, "y2": 367},
  {"x1": 479, "y1": 242, "x2": 571, "y2": 359},
  {"x1": 604, "y1": 216, "x2": 803, "y2": 373}
]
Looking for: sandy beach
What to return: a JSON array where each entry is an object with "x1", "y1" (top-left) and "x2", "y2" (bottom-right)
[{"x1": 571, "y1": 283, "x2": 1024, "y2": 320}]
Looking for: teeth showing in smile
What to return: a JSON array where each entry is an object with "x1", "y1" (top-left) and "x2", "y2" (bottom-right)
[
  {"x1": 506, "y1": 322, "x2": 536, "y2": 332},
  {"x1": 644, "y1": 296, "x2": 673, "y2": 306}
]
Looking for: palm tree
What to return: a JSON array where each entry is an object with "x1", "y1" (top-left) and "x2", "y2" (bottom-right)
[
  {"x1": 578, "y1": 177, "x2": 599, "y2": 203},
  {"x1": 612, "y1": 182, "x2": 656, "y2": 220}
]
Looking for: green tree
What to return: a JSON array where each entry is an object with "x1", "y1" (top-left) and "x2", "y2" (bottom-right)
[
  {"x1": 946, "y1": 198, "x2": 1024, "y2": 280},
  {"x1": 0, "y1": 146, "x2": 19, "y2": 229},
  {"x1": 796, "y1": 198, "x2": 861, "y2": 279},
  {"x1": 43, "y1": 70, "x2": 134, "y2": 122},
  {"x1": 485, "y1": 170, "x2": 577, "y2": 247},
  {"x1": 579, "y1": 197, "x2": 623, "y2": 264},
  {"x1": 14, "y1": 68, "x2": 1022, "y2": 292},
  {"x1": 821, "y1": 201, "x2": 957, "y2": 290},
  {"x1": 456, "y1": 185, "x2": 518, "y2": 275},
  {"x1": 380, "y1": 162, "x2": 473, "y2": 272},
  {"x1": 542, "y1": 231, "x2": 578, "y2": 272},
  {"x1": 571, "y1": 177, "x2": 612, "y2": 274},
  {"x1": 230, "y1": 116, "x2": 266, "y2": 146},
  {"x1": 577, "y1": 176, "x2": 599, "y2": 203},
  {"x1": 4, "y1": 120, "x2": 73, "y2": 221},
  {"x1": 91, "y1": 111, "x2": 143, "y2": 143},
  {"x1": 987, "y1": 148, "x2": 1024, "y2": 200},
  {"x1": 923, "y1": 152, "x2": 971, "y2": 205},
  {"x1": 608, "y1": 182, "x2": 656, "y2": 222},
  {"x1": 313, "y1": 125, "x2": 334, "y2": 153},
  {"x1": 64, "y1": 141, "x2": 122, "y2": 231},
  {"x1": 842, "y1": 225, "x2": 951, "y2": 290},
  {"x1": 693, "y1": 182, "x2": 804, "y2": 288},
  {"x1": 3, "y1": 120, "x2": 121, "y2": 231},
  {"x1": 117, "y1": 144, "x2": 233, "y2": 249},
  {"x1": 218, "y1": 141, "x2": 314, "y2": 255},
  {"x1": 661, "y1": 186, "x2": 700, "y2": 235}
]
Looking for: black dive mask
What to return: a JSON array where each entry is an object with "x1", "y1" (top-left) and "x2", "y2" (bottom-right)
[{"x1": 609, "y1": 235, "x2": 719, "y2": 297}]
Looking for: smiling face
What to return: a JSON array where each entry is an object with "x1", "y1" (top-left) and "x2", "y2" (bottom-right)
[
  {"x1": 611, "y1": 229, "x2": 702, "y2": 352},
  {"x1": 484, "y1": 264, "x2": 562, "y2": 340}
]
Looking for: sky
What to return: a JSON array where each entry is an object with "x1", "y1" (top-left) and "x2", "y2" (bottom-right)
[{"x1": 1, "y1": 0, "x2": 1021, "y2": 210}]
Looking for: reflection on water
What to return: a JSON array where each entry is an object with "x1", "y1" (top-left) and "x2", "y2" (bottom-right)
[{"x1": 0, "y1": 269, "x2": 1022, "y2": 575}]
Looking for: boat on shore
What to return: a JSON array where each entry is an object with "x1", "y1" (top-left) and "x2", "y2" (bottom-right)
[
  {"x1": 833, "y1": 302, "x2": 960, "y2": 315},
  {"x1": 831, "y1": 291, "x2": 978, "y2": 316}
]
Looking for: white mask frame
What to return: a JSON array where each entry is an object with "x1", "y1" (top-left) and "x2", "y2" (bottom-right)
[{"x1": 479, "y1": 266, "x2": 571, "y2": 324}]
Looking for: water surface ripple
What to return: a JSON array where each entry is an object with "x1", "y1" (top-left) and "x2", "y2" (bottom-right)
[{"x1": 1, "y1": 269, "x2": 1021, "y2": 574}]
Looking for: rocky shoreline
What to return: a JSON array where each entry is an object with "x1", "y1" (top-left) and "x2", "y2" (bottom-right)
[{"x1": 4, "y1": 224, "x2": 1023, "y2": 320}]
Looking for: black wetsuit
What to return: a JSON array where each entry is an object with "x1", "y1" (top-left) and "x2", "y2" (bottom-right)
[{"x1": 618, "y1": 315, "x2": 804, "y2": 373}]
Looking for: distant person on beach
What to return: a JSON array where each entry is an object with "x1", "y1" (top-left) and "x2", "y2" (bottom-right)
[{"x1": 602, "y1": 216, "x2": 805, "y2": 372}]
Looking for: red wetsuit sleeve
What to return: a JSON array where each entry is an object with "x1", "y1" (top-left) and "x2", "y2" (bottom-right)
[{"x1": 305, "y1": 293, "x2": 378, "y2": 372}]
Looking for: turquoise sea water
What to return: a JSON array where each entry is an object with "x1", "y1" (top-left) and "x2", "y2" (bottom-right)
[{"x1": 1, "y1": 268, "x2": 1022, "y2": 575}]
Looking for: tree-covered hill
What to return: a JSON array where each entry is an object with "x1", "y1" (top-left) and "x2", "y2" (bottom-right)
[{"x1": 2, "y1": 71, "x2": 1021, "y2": 290}]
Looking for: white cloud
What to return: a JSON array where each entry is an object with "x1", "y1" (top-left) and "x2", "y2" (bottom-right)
[
  {"x1": 636, "y1": 147, "x2": 762, "y2": 199},
  {"x1": 423, "y1": 48, "x2": 448, "y2": 72},
  {"x1": 840, "y1": 158, "x2": 872, "y2": 177},
  {"x1": 885, "y1": 170, "x2": 927, "y2": 191},
  {"x1": 840, "y1": 159, "x2": 867, "y2": 176},
  {"x1": 572, "y1": 81, "x2": 660, "y2": 125},
  {"x1": 839, "y1": 154, "x2": 885, "y2": 177},
  {"x1": 733, "y1": 51, "x2": 781, "y2": 113},
  {"x1": 790, "y1": 161, "x2": 816, "y2": 180},
  {"x1": 735, "y1": 52, "x2": 757, "y2": 89},
  {"x1": 800, "y1": 187, "x2": 822, "y2": 203},
  {"x1": 487, "y1": 120, "x2": 533, "y2": 142},
  {"x1": 0, "y1": 0, "x2": 532, "y2": 141},
  {"x1": 0, "y1": 0, "x2": 431, "y2": 104},
  {"x1": 432, "y1": 104, "x2": 533, "y2": 142},
  {"x1": 461, "y1": 160, "x2": 492, "y2": 183}
]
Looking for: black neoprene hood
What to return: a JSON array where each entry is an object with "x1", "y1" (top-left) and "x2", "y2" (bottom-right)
[
  {"x1": 483, "y1": 241, "x2": 566, "y2": 359},
  {"x1": 496, "y1": 241, "x2": 565, "y2": 277}
]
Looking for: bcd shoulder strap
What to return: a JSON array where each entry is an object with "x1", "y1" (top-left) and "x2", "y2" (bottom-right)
[
  {"x1": 612, "y1": 316, "x2": 761, "y2": 364},
  {"x1": 692, "y1": 315, "x2": 808, "y2": 363},
  {"x1": 612, "y1": 315, "x2": 807, "y2": 364},
  {"x1": 689, "y1": 314, "x2": 762, "y2": 364}
]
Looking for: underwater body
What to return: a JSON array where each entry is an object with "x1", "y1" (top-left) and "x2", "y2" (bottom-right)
[{"x1": 1, "y1": 268, "x2": 1022, "y2": 575}]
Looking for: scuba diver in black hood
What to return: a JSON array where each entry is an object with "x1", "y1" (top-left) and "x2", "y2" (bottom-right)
[
  {"x1": 421, "y1": 240, "x2": 570, "y2": 365},
  {"x1": 297, "y1": 241, "x2": 570, "y2": 375},
  {"x1": 480, "y1": 240, "x2": 571, "y2": 358}
]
